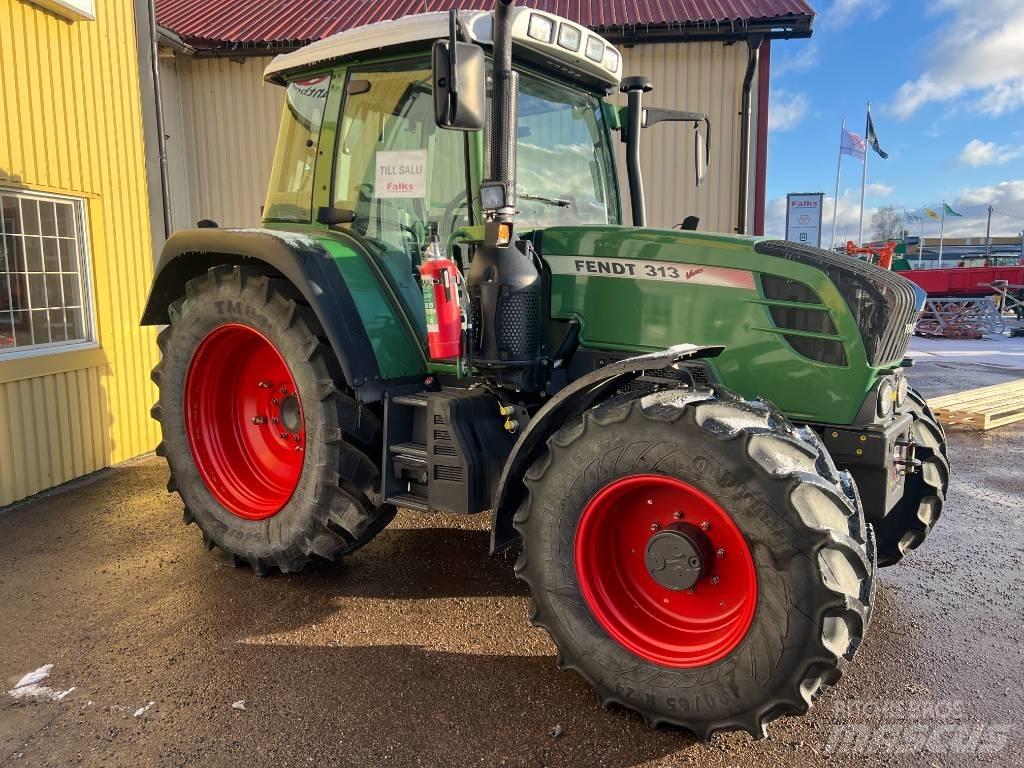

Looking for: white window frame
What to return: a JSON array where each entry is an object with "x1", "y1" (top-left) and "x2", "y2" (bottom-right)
[{"x1": 0, "y1": 187, "x2": 99, "y2": 361}]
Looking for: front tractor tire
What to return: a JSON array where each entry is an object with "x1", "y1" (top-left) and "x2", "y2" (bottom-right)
[
  {"x1": 151, "y1": 265, "x2": 394, "y2": 575},
  {"x1": 872, "y1": 386, "x2": 949, "y2": 566},
  {"x1": 514, "y1": 389, "x2": 876, "y2": 739}
]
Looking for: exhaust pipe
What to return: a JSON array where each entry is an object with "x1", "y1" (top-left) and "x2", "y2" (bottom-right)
[{"x1": 483, "y1": 0, "x2": 518, "y2": 233}]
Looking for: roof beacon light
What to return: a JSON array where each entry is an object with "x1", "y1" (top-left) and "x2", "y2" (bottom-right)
[
  {"x1": 585, "y1": 35, "x2": 604, "y2": 62},
  {"x1": 556, "y1": 23, "x2": 581, "y2": 51},
  {"x1": 527, "y1": 13, "x2": 554, "y2": 43}
]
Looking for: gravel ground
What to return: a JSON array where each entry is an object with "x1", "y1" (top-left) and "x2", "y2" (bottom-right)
[{"x1": 1, "y1": 360, "x2": 1022, "y2": 767}]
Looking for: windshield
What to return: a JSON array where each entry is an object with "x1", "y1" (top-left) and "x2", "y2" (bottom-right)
[{"x1": 514, "y1": 72, "x2": 619, "y2": 229}]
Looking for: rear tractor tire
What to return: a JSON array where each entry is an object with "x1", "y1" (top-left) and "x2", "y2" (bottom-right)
[
  {"x1": 872, "y1": 385, "x2": 949, "y2": 567},
  {"x1": 151, "y1": 265, "x2": 395, "y2": 575},
  {"x1": 514, "y1": 388, "x2": 876, "y2": 739}
]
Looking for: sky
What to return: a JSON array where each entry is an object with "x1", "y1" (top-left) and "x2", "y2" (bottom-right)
[{"x1": 764, "y1": 0, "x2": 1024, "y2": 244}]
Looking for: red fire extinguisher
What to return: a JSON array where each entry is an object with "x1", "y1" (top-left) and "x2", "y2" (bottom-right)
[{"x1": 419, "y1": 235, "x2": 464, "y2": 360}]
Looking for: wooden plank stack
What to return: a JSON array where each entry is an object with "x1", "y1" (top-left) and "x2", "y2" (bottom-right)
[{"x1": 928, "y1": 379, "x2": 1024, "y2": 430}]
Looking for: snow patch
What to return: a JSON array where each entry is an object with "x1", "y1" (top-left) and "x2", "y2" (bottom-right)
[
  {"x1": 8, "y1": 664, "x2": 75, "y2": 701},
  {"x1": 134, "y1": 701, "x2": 155, "y2": 718}
]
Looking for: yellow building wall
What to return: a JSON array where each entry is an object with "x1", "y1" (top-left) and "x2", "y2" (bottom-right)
[{"x1": 0, "y1": 0, "x2": 160, "y2": 506}]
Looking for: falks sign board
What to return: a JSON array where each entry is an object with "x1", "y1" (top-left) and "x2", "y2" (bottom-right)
[{"x1": 785, "y1": 193, "x2": 824, "y2": 248}]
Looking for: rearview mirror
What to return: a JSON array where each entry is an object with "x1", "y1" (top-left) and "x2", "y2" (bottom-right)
[
  {"x1": 432, "y1": 12, "x2": 486, "y2": 131},
  {"x1": 695, "y1": 125, "x2": 708, "y2": 187}
]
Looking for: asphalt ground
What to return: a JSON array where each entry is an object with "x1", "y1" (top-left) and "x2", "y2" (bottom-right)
[{"x1": 2, "y1": 353, "x2": 1023, "y2": 767}]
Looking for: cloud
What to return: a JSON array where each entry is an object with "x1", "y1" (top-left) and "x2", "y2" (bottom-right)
[
  {"x1": 959, "y1": 139, "x2": 1024, "y2": 167},
  {"x1": 865, "y1": 183, "x2": 895, "y2": 197},
  {"x1": 891, "y1": 1, "x2": 1024, "y2": 119},
  {"x1": 769, "y1": 91, "x2": 810, "y2": 132},
  {"x1": 772, "y1": 43, "x2": 820, "y2": 79},
  {"x1": 942, "y1": 180, "x2": 1024, "y2": 236},
  {"x1": 824, "y1": 0, "x2": 890, "y2": 30}
]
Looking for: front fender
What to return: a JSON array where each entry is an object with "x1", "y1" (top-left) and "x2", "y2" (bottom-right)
[
  {"x1": 141, "y1": 228, "x2": 390, "y2": 400},
  {"x1": 489, "y1": 343, "x2": 723, "y2": 553}
]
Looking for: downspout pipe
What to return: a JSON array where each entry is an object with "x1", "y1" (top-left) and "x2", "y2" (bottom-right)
[
  {"x1": 736, "y1": 34, "x2": 765, "y2": 235},
  {"x1": 147, "y1": 0, "x2": 173, "y2": 239}
]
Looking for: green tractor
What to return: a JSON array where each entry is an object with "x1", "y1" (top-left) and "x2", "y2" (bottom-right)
[{"x1": 142, "y1": 1, "x2": 949, "y2": 738}]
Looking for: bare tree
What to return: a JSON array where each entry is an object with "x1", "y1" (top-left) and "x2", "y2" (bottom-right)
[{"x1": 871, "y1": 206, "x2": 903, "y2": 242}]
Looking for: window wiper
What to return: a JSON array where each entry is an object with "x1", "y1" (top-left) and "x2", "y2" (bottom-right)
[{"x1": 518, "y1": 191, "x2": 571, "y2": 208}]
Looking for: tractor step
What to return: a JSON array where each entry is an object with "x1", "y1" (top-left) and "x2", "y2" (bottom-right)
[
  {"x1": 386, "y1": 492, "x2": 429, "y2": 512},
  {"x1": 389, "y1": 441, "x2": 427, "y2": 460},
  {"x1": 392, "y1": 393, "x2": 428, "y2": 408}
]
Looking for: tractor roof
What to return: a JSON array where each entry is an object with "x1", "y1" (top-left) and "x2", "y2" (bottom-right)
[{"x1": 264, "y1": 9, "x2": 623, "y2": 91}]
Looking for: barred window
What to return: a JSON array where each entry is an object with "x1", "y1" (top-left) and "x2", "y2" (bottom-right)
[{"x1": 0, "y1": 189, "x2": 94, "y2": 356}]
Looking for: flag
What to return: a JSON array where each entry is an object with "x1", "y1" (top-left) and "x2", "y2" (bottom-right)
[
  {"x1": 905, "y1": 211, "x2": 921, "y2": 223},
  {"x1": 943, "y1": 202, "x2": 962, "y2": 217},
  {"x1": 840, "y1": 127, "x2": 866, "y2": 160},
  {"x1": 866, "y1": 112, "x2": 889, "y2": 159},
  {"x1": 924, "y1": 207, "x2": 940, "y2": 220}
]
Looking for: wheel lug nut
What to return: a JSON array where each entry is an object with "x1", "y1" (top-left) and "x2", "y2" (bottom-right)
[
  {"x1": 251, "y1": 416, "x2": 266, "y2": 425},
  {"x1": 711, "y1": 576, "x2": 720, "y2": 585},
  {"x1": 673, "y1": 511, "x2": 682, "y2": 519},
  {"x1": 646, "y1": 498, "x2": 654, "y2": 505},
  {"x1": 258, "y1": 381, "x2": 271, "y2": 389},
  {"x1": 716, "y1": 548, "x2": 726, "y2": 558},
  {"x1": 291, "y1": 434, "x2": 300, "y2": 442},
  {"x1": 280, "y1": 432, "x2": 288, "y2": 439},
  {"x1": 701, "y1": 521, "x2": 711, "y2": 531},
  {"x1": 272, "y1": 398, "x2": 280, "y2": 405},
  {"x1": 650, "y1": 522, "x2": 660, "y2": 531},
  {"x1": 295, "y1": 446, "x2": 303, "y2": 453},
  {"x1": 280, "y1": 386, "x2": 289, "y2": 394},
  {"x1": 272, "y1": 417, "x2": 280, "y2": 424}
]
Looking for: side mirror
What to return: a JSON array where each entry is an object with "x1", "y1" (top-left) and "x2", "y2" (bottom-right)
[
  {"x1": 432, "y1": 11, "x2": 486, "y2": 131},
  {"x1": 694, "y1": 125, "x2": 708, "y2": 187}
]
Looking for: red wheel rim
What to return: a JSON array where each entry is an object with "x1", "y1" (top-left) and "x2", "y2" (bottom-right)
[
  {"x1": 574, "y1": 474, "x2": 757, "y2": 668},
  {"x1": 184, "y1": 324, "x2": 305, "y2": 520}
]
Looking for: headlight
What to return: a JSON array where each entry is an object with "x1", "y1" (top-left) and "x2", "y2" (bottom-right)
[
  {"x1": 877, "y1": 378, "x2": 895, "y2": 418},
  {"x1": 585, "y1": 36, "x2": 604, "y2": 62},
  {"x1": 896, "y1": 376, "x2": 909, "y2": 407}
]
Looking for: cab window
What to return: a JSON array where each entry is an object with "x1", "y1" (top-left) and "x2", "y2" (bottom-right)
[
  {"x1": 264, "y1": 75, "x2": 331, "y2": 222},
  {"x1": 514, "y1": 72, "x2": 618, "y2": 229}
]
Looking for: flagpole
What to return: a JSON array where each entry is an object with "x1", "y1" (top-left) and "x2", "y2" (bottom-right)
[
  {"x1": 938, "y1": 201, "x2": 946, "y2": 264},
  {"x1": 831, "y1": 118, "x2": 844, "y2": 249},
  {"x1": 858, "y1": 102, "x2": 870, "y2": 245},
  {"x1": 919, "y1": 209, "x2": 925, "y2": 267}
]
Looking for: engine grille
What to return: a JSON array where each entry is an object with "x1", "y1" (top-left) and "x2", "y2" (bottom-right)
[{"x1": 755, "y1": 240, "x2": 922, "y2": 367}]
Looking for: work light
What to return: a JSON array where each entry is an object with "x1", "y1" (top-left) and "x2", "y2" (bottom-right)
[
  {"x1": 557, "y1": 24, "x2": 581, "y2": 51},
  {"x1": 527, "y1": 13, "x2": 554, "y2": 43},
  {"x1": 585, "y1": 36, "x2": 604, "y2": 62}
]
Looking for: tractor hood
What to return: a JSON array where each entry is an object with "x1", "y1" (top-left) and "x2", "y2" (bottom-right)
[{"x1": 537, "y1": 225, "x2": 922, "y2": 425}]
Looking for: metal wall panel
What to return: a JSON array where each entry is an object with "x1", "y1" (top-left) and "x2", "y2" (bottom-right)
[
  {"x1": 161, "y1": 55, "x2": 285, "y2": 229},
  {"x1": 616, "y1": 41, "x2": 760, "y2": 233},
  {"x1": 0, "y1": 0, "x2": 161, "y2": 506},
  {"x1": 161, "y1": 44, "x2": 759, "y2": 235}
]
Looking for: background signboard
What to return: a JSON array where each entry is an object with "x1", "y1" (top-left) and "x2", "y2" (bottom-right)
[{"x1": 785, "y1": 193, "x2": 824, "y2": 248}]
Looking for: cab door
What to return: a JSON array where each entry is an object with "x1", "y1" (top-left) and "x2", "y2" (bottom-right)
[{"x1": 326, "y1": 59, "x2": 474, "y2": 339}]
